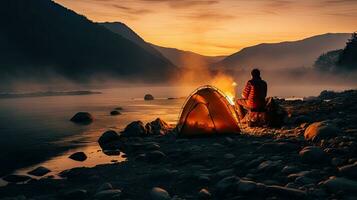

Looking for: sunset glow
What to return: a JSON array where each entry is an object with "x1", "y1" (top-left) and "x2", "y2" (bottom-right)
[{"x1": 54, "y1": 0, "x2": 357, "y2": 56}]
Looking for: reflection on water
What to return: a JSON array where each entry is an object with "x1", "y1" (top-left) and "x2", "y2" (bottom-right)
[
  {"x1": 0, "y1": 86, "x2": 191, "y2": 185},
  {"x1": 16, "y1": 145, "x2": 126, "y2": 179}
]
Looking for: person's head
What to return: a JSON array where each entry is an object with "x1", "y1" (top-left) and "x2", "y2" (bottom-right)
[{"x1": 251, "y1": 68, "x2": 261, "y2": 79}]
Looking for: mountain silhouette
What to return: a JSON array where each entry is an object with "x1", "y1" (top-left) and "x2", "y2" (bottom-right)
[
  {"x1": 100, "y1": 22, "x2": 225, "y2": 68},
  {"x1": 217, "y1": 33, "x2": 351, "y2": 69},
  {"x1": 0, "y1": 0, "x2": 177, "y2": 83}
]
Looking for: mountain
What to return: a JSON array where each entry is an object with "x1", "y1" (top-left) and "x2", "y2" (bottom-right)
[
  {"x1": 0, "y1": 0, "x2": 177, "y2": 83},
  {"x1": 217, "y1": 33, "x2": 351, "y2": 70},
  {"x1": 100, "y1": 22, "x2": 225, "y2": 68},
  {"x1": 150, "y1": 44, "x2": 225, "y2": 68}
]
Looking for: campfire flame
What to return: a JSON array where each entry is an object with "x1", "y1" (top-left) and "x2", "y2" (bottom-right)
[{"x1": 211, "y1": 74, "x2": 237, "y2": 105}]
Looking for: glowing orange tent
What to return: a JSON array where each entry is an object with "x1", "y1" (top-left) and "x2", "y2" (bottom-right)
[{"x1": 177, "y1": 85, "x2": 241, "y2": 136}]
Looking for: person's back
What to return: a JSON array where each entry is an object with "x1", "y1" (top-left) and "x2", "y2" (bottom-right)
[
  {"x1": 243, "y1": 76, "x2": 267, "y2": 110},
  {"x1": 236, "y1": 68, "x2": 267, "y2": 120}
]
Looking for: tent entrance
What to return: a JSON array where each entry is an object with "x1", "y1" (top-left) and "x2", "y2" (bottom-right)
[{"x1": 177, "y1": 85, "x2": 241, "y2": 137}]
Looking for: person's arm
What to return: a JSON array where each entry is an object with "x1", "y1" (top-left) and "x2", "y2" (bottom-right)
[{"x1": 242, "y1": 81, "x2": 251, "y2": 99}]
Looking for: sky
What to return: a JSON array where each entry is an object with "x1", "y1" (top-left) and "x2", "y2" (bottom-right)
[{"x1": 55, "y1": 0, "x2": 357, "y2": 56}]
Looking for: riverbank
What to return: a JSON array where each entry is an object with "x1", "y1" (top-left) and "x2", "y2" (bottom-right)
[{"x1": 0, "y1": 90, "x2": 356, "y2": 199}]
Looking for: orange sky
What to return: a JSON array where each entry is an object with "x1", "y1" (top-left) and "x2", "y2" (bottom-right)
[{"x1": 55, "y1": 0, "x2": 357, "y2": 56}]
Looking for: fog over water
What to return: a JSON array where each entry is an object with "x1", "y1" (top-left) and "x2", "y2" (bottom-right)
[{"x1": 0, "y1": 78, "x2": 355, "y2": 182}]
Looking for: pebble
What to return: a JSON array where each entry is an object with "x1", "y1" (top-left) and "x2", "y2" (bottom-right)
[
  {"x1": 146, "y1": 151, "x2": 166, "y2": 163},
  {"x1": 299, "y1": 146, "x2": 328, "y2": 163},
  {"x1": 150, "y1": 187, "x2": 171, "y2": 200},
  {"x1": 64, "y1": 189, "x2": 87, "y2": 199},
  {"x1": 198, "y1": 188, "x2": 211, "y2": 199},
  {"x1": 322, "y1": 176, "x2": 357, "y2": 192},
  {"x1": 339, "y1": 162, "x2": 357, "y2": 179},
  {"x1": 94, "y1": 189, "x2": 122, "y2": 199}
]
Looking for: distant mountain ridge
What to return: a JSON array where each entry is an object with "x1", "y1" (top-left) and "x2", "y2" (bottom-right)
[
  {"x1": 0, "y1": 0, "x2": 177, "y2": 83},
  {"x1": 217, "y1": 33, "x2": 351, "y2": 70},
  {"x1": 100, "y1": 22, "x2": 225, "y2": 68}
]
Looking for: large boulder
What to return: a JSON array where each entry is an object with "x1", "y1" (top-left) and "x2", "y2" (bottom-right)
[
  {"x1": 98, "y1": 130, "x2": 121, "y2": 150},
  {"x1": 121, "y1": 121, "x2": 147, "y2": 137},
  {"x1": 70, "y1": 112, "x2": 94, "y2": 124},
  {"x1": 146, "y1": 118, "x2": 171, "y2": 135},
  {"x1": 304, "y1": 121, "x2": 340, "y2": 141},
  {"x1": 299, "y1": 146, "x2": 329, "y2": 163},
  {"x1": 144, "y1": 94, "x2": 154, "y2": 101}
]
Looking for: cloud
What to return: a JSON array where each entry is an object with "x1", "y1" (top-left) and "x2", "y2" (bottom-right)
[
  {"x1": 138, "y1": 0, "x2": 219, "y2": 8},
  {"x1": 323, "y1": 0, "x2": 357, "y2": 4},
  {"x1": 182, "y1": 11, "x2": 235, "y2": 21},
  {"x1": 111, "y1": 4, "x2": 153, "y2": 15}
]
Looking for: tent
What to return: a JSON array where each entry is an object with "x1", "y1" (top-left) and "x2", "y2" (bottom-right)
[{"x1": 177, "y1": 85, "x2": 241, "y2": 136}]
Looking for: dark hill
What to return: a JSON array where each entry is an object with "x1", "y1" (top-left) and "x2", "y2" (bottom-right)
[{"x1": 0, "y1": 0, "x2": 177, "y2": 83}]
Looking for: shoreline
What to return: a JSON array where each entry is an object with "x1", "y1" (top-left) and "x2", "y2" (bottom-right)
[{"x1": 0, "y1": 89, "x2": 356, "y2": 199}]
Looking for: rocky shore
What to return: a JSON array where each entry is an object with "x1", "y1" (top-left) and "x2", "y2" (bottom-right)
[{"x1": 1, "y1": 90, "x2": 356, "y2": 200}]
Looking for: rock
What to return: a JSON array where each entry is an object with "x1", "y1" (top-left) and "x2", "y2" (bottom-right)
[
  {"x1": 304, "y1": 121, "x2": 340, "y2": 141},
  {"x1": 121, "y1": 121, "x2": 147, "y2": 137},
  {"x1": 237, "y1": 179, "x2": 258, "y2": 193},
  {"x1": 63, "y1": 189, "x2": 87, "y2": 199},
  {"x1": 287, "y1": 171, "x2": 312, "y2": 181},
  {"x1": 246, "y1": 156, "x2": 265, "y2": 168},
  {"x1": 265, "y1": 185, "x2": 306, "y2": 197},
  {"x1": 3, "y1": 174, "x2": 32, "y2": 183},
  {"x1": 331, "y1": 157, "x2": 345, "y2": 166},
  {"x1": 282, "y1": 166, "x2": 299, "y2": 174},
  {"x1": 224, "y1": 153, "x2": 235, "y2": 159},
  {"x1": 339, "y1": 162, "x2": 357, "y2": 179},
  {"x1": 144, "y1": 143, "x2": 160, "y2": 150},
  {"x1": 146, "y1": 151, "x2": 166, "y2": 163},
  {"x1": 70, "y1": 112, "x2": 94, "y2": 124},
  {"x1": 27, "y1": 166, "x2": 51, "y2": 177},
  {"x1": 322, "y1": 176, "x2": 357, "y2": 192},
  {"x1": 150, "y1": 187, "x2": 170, "y2": 200},
  {"x1": 217, "y1": 169, "x2": 235, "y2": 177},
  {"x1": 258, "y1": 142, "x2": 299, "y2": 153},
  {"x1": 257, "y1": 160, "x2": 283, "y2": 172},
  {"x1": 144, "y1": 94, "x2": 154, "y2": 101},
  {"x1": 295, "y1": 176, "x2": 315, "y2": 185},
  {"x1": 97, "y1": 183, "x2": 113, "y2": 192},
  {"x1": 215, "y1": 176, "x2": 239, "y2": 196},
  {"x1": 198, "y1": 188, "x2": 211, "y2": 199},
  {"x1": 94, "y1": 189, "x2": 122, "y2": 199},
  {"x1": 110, "y1": 110, "x2": 121, "y2": 115},
  {"x1": 293, "y1": 115, "x2": 312, "y2": 125},
  {"x1": 98, "y1": 130, "x2": 121, "y2": 150},
  {"x1": 299, "y1": 146, "x2": 328, "y2": 163},
  {"x1": 103, "y1": 150, "x2": 120, "y2": 156},
  {"x1": 69, "y1": 152, "x2": 87, "y2": 161},
  {"x1": 146, "y1": 118, "x2": 170, "y2": 135}
]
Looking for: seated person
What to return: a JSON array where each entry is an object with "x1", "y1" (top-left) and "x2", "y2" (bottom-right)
[{"x1": 236, "y1": 69, "x2": 267, "y2": 120}]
